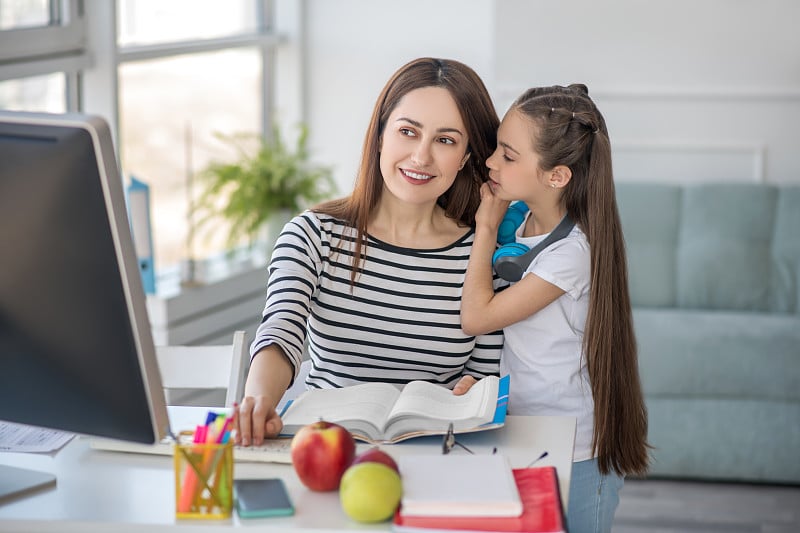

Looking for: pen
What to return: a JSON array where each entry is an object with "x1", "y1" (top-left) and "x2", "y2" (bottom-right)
[
  {"x1": 193, "y1": 412, "x2": 234, "y2": 513},
  {"x1": 177, "y1": 425, "x2": 207, "y2": 513},
  {"x1": 178, "y1": 414, "x2": 229, "y2": 514},
  {"x1": 526, "y1": 451, "x2": 549, "y2": 468},
  {"x1": 206, "y1": 422, "x2": 234, "y2": 512}
]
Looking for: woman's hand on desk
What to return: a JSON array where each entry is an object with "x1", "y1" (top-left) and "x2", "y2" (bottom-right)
[
  {"x1": 234, "y1": 396, "x2": 284, "y2": 446},
  {"x1": 235, "y1": 345, "x2": 293, "y2": 446}
]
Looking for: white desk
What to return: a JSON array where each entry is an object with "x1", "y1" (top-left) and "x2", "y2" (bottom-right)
[{"x1": 0, "y1": 415, "x2": 576, "y2": 532}]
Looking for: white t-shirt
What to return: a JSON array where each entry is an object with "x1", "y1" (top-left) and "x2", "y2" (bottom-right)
[{"x1": 499, "y1": 217, "x2": 595, "y2": 462}]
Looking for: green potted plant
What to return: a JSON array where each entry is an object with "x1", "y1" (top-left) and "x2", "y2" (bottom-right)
[{"x1": 195, "y1": 123, "x2": 337, "y2": 251}]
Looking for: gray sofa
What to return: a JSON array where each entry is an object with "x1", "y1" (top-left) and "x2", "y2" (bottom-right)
[{"x1": 616, "y1": 182, "x2": 800, "y2": 485}]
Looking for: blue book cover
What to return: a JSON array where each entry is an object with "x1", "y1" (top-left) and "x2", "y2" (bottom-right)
[{"x1": 491, "y1": 374, "x2": 510, "y2": 425}]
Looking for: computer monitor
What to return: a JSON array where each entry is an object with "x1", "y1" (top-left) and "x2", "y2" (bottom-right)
[{"x1": 0, "y1": 110, "x2": 170, "y2": 499}]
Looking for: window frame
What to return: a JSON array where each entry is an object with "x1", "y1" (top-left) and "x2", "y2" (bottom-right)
[
  {"x1": 1, "y1": 0, "x2": 279, "y2": 126},
  {"x1": 0, "y1": 0, "x2": 85, "y2": 63},
  {"x1": 0, "y1": 0, "x2": 86, "y2": 109}
]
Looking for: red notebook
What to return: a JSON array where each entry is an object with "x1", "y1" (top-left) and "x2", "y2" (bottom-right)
[{"x1": 392, "y1": 466, "x2": 565, "y2": 533}]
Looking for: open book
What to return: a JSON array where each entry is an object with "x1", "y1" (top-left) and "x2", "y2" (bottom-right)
[{"x1": 280, "y1": 375, "x2": 509, "y2": 444}]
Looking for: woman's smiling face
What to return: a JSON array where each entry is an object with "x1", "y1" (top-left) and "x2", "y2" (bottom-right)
[{"x1": 379, "y1": 86, "x2": 470, "y2": 207}]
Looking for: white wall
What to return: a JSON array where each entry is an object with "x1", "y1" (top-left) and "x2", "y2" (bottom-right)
[
  {"x1": 280, "y1": 0, "x2": 495, "y2": 195},
  {"x1": 494, "y1": 0, "x2": 800, "y2": 185},
  {"x1": 282, "y1": 0, "x2": 800, "y2": 191}
]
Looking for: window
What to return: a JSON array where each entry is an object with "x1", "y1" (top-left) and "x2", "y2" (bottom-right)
[
  {"x1": 118, "y1": 48, "x2": 262, "y2": 269},
  {"x1": 0, "y1": 0, "x2": 50, "y2": 30},
  {"x1": 1, "y1": 0, "x2": 279, "y2": 286},
  {"x1": 0, "y1": 0, "x2": 84, "y2": 111},
  {"x1": 0, "y1": 0, "x2": 84, "y2": 63},
  {"x1": 116, "y1": 1, "x2": 276, "y2": 279},
  {"x1": 0, "y1": 72, "x2": 65, "y2": 112},
  {"x1": 117, "y1": 0, "x2": 258, "y2": 46}
]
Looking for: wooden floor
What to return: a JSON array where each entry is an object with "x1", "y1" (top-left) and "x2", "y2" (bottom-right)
[{"x1": 612, "y1": 477, "x2": 800, "y2": 532}]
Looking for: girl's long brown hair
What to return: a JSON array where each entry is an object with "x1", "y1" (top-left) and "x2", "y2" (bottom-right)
[
  {"x1": 314, "y1": 57, "x2": 499, "y2": 282},
  {"x1": 513, "y1": 85, "x2": 650, "y2": 476}
]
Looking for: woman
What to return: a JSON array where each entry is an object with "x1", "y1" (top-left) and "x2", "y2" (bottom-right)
[{"x1": 236, "y1": 57, "x2": 503, "y2": 446}]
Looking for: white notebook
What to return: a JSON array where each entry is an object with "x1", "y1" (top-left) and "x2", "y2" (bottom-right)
[{"x1": 397, "y1": 454, "x2": 523, "y2": 517}]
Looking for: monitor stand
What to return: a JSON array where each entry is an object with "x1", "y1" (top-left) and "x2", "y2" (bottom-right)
[{"x1": 0, "y1": 465, "x2": 56, "y2": 502}]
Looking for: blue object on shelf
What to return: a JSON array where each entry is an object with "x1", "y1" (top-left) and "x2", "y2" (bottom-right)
[{"x1": 126, "y1": 176, "x2": 156, "y2": 294}]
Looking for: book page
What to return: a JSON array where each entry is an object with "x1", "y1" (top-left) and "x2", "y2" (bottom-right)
[
  {"x1": 385, "y1": 376, "x2": 499, "y2": 436},
  {"x1": 280, "y1": 382, "x2": 402, "y2": 440}
]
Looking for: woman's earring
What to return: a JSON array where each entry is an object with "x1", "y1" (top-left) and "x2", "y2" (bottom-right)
[
  {"x1": 551, "y1": 183, "x2": 556, "y2": 189},
  {"x1": 459, "y1": 152, "x2": 471, "y2": 171}
]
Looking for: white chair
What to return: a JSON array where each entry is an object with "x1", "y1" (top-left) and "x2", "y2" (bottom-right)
[{"x1": 156, "y1": 330, "x2": 249, "y2": 407}]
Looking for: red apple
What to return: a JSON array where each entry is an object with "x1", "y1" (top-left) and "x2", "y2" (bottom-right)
[
  {"x1": 290, "y1": 420, "x2": 356, "y2": 491},
  {"x1": 351, "y1": 446, "x2": 399, "y2": 473}
]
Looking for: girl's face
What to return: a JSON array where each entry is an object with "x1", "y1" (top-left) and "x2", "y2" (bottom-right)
[
  {"x1": 379, "y1": 86, "x2": 470, "y2": 207},
  {"x1": 486, "y1": 109, "x2": 549, "y2": 203}
]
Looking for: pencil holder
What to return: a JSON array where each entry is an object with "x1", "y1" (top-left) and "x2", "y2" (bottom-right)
[{"x1": 174, "y1": 437, "x2": 234, "y2": 519}]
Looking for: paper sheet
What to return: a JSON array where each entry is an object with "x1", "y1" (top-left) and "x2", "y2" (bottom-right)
[
  {"x1": 398, "y1": 453, "x2": 523, "y2": 517},
  {"x1": 0, "y1": 421, "x2": 75, "y2": 453}
]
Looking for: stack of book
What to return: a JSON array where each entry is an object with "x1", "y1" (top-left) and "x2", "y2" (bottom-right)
[{"x1": 392, "y1": 458, "x2": 565, "y2": 533}]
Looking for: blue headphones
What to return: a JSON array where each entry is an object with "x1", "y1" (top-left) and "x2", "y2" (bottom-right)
[{"x1": 492, "y1": 202, "x2": 575, "y2": 282}]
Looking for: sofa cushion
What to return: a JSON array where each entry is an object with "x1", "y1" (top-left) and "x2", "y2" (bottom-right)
[
  {"x1": 645, "y1": 397, "x2": 800, "y2": 483},
  {"x1": 771, "y1": 187, "x2": 800, "y2": 313},
  {"x1": 677, "y1": 184, "x2": 777, "y2": 311},
  {"x1": 634, "y1": 308, "x2": 800, "y2": 402},
  {"x1": 617, "y1": 183, "x2": 681, "y2": 307},
  {"x1": 617, "y1": 182, "x2": 800, "y2": 314}
]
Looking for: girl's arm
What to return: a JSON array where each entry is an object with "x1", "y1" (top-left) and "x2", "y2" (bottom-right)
[{"x1": 461, "y1": 184, "x2": 565, "y2": 336}]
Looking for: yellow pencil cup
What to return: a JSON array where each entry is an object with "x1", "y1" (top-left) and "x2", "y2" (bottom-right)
[{"x1": 174, "y1": 438, "x2": 234, "y2": 519}]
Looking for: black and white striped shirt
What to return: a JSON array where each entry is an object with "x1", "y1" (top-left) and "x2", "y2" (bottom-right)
[{"x1": 250, "y1": 211, "x2": 503, "y2": 390}]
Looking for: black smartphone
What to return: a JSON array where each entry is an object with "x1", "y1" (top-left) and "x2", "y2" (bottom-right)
[{"x1": 234, "y1": 478, "x2": 295, "y2": 518}]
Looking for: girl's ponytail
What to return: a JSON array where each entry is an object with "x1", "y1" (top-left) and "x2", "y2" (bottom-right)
[{"x1": 514, "y1": 86, "x2": 650, "y2": 475}]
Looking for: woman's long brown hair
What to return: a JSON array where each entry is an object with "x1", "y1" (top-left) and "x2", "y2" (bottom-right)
[
  {"x1": 314, "y1": 57, "x2": 499, "y2": 283},
  {"x1": 513, "y1": 85, "x2": 650, "y2": 476}
]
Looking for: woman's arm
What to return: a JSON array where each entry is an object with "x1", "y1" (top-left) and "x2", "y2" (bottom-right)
[
  {"x1": 234, "y1": 344, "x2": 293, "y2": 445},
  {"x1": 235, "y1": 213, "x2": 323, "y2": 445}
]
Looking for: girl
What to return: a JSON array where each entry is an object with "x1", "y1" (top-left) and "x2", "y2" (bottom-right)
[
  {"x1": 461, "y1": 84, "x2": 649, "y2": 533},
  {"x1": 236, "y1": 58, "x2": 503, "y2": 446}
]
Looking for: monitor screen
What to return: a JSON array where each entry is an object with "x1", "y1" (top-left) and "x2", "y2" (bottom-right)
[{"x1": 0, "y1": 110, "x2": 169, "y2": 447}]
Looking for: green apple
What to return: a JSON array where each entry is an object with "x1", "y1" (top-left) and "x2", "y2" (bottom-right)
[{"x1": 339, "y1": 462, "x2": 403, "y2": 523}]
